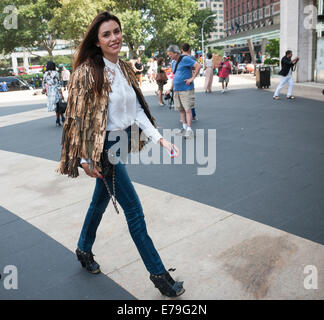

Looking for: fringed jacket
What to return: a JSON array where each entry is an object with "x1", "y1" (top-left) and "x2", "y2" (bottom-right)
[{"x1": 57, "y1": 59, "x2": 156, "y2": 178}]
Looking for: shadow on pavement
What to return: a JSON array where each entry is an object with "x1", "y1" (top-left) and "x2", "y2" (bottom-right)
[{"x1": 0, "y1": 206, "x2": 136, "y2": 300}]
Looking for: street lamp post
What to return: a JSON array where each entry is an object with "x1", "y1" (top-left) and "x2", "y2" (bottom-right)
[{"x1": 201, "y1": 14, "x2": 217, "y2": 68}]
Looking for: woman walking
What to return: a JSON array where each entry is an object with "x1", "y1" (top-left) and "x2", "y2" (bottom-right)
[
  {"x1": 204, "y1": 52, "x2": 214, "y2": 93},
  {"x1": 147, "y1": 57, "x2": 154, "y2": 83},
  {"x1": 217, "y1": 56, "x2": 231, "y2": 93},
  {"x1": 57, "y1": 11, "x2": 185, "y2": 298},
  {"x1": 156, "y1": 57, "x2": 168, "y2": 106},
  {"x1": 42, "y1": 61, "x2": 65, "y2": 126}
]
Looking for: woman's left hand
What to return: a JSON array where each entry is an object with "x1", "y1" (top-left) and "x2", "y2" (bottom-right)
[{"x1": 159, "y1": 138, "x2": 180, "y2": 157}]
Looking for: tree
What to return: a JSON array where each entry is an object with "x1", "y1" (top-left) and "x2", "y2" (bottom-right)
[
  {"x1": 266, "y1": 39, "x2": 279, "y2": 58},
  {"x1": 51, "y1": 0, "x2": 116, "y2": 46},
  {"x1": 40, "y1": 54, "x2": 72, "y2": 66},
  {"x1": 146, "y1": 0, "x2": 198, "y2": 56},
  {"x1": 0, "y1": 0, "x2": 63, "y2": 59},
  {"x1": 117, "y1": 9, "x2": 150, "y2": 58},
  {"x1": 189, "y1": 8, "x2": 216, "y2": 49}
]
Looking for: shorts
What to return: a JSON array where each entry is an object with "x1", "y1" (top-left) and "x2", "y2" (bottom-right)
[
  {"x1": 157, "y1": 82, "x2": 165, "y2": 91},
  {"x1": 174, "y1": 90, "x2": 195, "y2": 111},
  {"x1": 218, "y1": 77, "x2": 229, "y2": 83}
]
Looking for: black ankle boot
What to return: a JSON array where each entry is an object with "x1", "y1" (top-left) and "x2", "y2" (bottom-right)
[
  {"x1": 150, "y1": 270, "x2": 185, "y2": 297},
  {"x1": 61, "y1": 115, "x2": 65, "y2": 123},
  {"x1": 56, "y1": 119, "x2": 61, "y2": 127},
  {"x1": 76, "y1": 248, "x2": 101, "y2": 274}
]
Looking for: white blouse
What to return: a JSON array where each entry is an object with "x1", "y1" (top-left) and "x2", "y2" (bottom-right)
[
  {"x1": 103, "y1": 57, "x2": 162, "y2": 143},
  {"x1": 81, "y1": 57, "x2": 162, "y2": 164}
]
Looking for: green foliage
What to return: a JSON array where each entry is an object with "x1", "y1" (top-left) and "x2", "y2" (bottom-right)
[
  {"x1": 116, "y1": 9, "x2": 150, "y2": 58},
  {"x1": 210, "y1": 46, "x2": 224, "y2": 57},
  {"x1": 1, "y1": 0, "x2": 220, "y2": 64},
  {"x1": 264, "y1": 58, "x2": 279, "y2": 65},
  {"x1": 51, "y1": 0, "x2": 116, "y2": 45},
  {"x1": 147, "y1": 0, "x2": 198, "y2": 55},
  {"x1": 0, "y1": 0, "x2": 62, "y2": 57},
  {"x1": 189, "y1": 8, "x2": 216, "y2": 48},
  {"x1": 266, "y1": 39, "x2": 279, "y2": 58},
  {"x1": 39, "y1": 55, "x2": 72, "y2": 66},
  {"x1": 0, "y1": 69, "x2": 12, "y2": 76},
  {"x1": 19, "y1": 73, "x2": 44, "y2": 80}
]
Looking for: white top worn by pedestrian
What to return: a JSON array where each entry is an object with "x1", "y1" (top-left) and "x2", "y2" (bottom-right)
[
  {"x1": 61, "y1": 69, "x2": 70, "y2": 81},
  {"x1": 152, "y1": 60, "x2": 158, "y2": 73},
  {"x1": 205, "y1": 59, "x2": 213, "y2": 68}
]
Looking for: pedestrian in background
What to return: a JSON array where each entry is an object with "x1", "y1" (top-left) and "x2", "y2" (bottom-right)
[
  {"x1": 166, "y1": 44, "x2": 201, "y2": 139},
  {"x1": 42, "y1": 61, "x2": 65, "y2": 126},
  {"x1": 204, "y1": 52, "x2": 214, "y2": 93},
  {"x1": 273, "y1": 50, "x2": 299, "y2": 100},
  {"x1": 0, "y1": 81, "x2": 8, "y2": 92},
  {"x1": 152, "y1": 57, "x2": 158, "y2": 82},
  {"x1": 156, "y1": 57, "x2": 168, "y2": 106},
  {"x1": 181, "y1": 43, "x2": 198, "y2": 121},
  {"x1": 57, "y1": 11, "x2": 184, "y2": 298},
  {"x1": 134, "y1": 57, "x2": 144, "y2": 87},
  {"x1": 61, "y1": 66, "x2": 70, "y2": 91},
  {"x1": 217, "y1": 56, "x2": 231, "y2": 93},
  {"x1": 147, "y1": 57, "x2": 154, "y2": 83}
]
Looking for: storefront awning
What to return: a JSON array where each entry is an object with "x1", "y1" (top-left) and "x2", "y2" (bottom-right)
[{"x1": 209, "y1": 24, "x2": 280, "y2": 47}]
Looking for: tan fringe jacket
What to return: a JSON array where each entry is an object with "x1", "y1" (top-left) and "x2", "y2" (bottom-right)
[{"x1": 57, "y1": 59, "x2": 157, "y2": 178}]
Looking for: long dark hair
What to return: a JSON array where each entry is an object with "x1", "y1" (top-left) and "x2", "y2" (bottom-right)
[{"x1": 73, "y1": 11, "x2": 122, "y2": 96}]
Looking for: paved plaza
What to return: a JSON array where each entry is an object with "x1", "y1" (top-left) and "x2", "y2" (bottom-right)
[{"x1": 0, "y1": 75, "x2": 323, "y2": 300}]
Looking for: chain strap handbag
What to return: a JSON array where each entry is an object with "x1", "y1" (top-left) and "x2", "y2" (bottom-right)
[{"x1": 100, "y1": 149, "x2": 120, "y2": 214}]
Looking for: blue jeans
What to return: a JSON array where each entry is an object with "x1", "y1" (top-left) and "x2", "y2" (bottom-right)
[
  {"x1": 77, "y1": 128, "x2": 166, "y2": 275},
  {"x1": 192, "y1": 108, "x2": 196, "y2": 118}
]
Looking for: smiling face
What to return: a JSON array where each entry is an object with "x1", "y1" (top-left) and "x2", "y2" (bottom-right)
[{"x1": 97, "y1": 20, "x2": 122, "y2": 63}]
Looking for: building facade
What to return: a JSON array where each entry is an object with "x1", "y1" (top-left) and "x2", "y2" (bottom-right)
[
  {"x1": 221, "y1": 0, "x2": 280, "y2": 63},
  {"x1": 224, "y1": 0, "x2": 280, "y2": 37},
  {"x1": 197, "y1": 0, "x2": 225, "y2": 42}
]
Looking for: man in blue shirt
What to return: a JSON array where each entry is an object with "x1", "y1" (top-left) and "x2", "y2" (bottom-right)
[
  {"x1": 166, "y1": 45, "x2": 201, "y2": 138},
  {"x1": 181, "y1": 43, "x2": 198, "y2": 121}
]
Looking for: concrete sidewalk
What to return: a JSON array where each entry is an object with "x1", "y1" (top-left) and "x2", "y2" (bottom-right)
[
  {"x1": 0, "y1": 150, "x2": 323, "y2": 300},
  {"x1": 239, "y1": 73, "x2": 324, "y2": 102}
]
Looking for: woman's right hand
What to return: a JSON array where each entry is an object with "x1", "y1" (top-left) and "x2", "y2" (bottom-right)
[{"x1": 81, "y1": 163, "x2": 103, "y2": 179}]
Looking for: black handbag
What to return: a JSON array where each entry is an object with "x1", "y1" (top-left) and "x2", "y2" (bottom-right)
[
  {"x1": 57, "y1": 99, "x2": 67, "y2": 114},
  {"x1": 100, "y1": 149, "x2": 114, "y2": 178}
]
